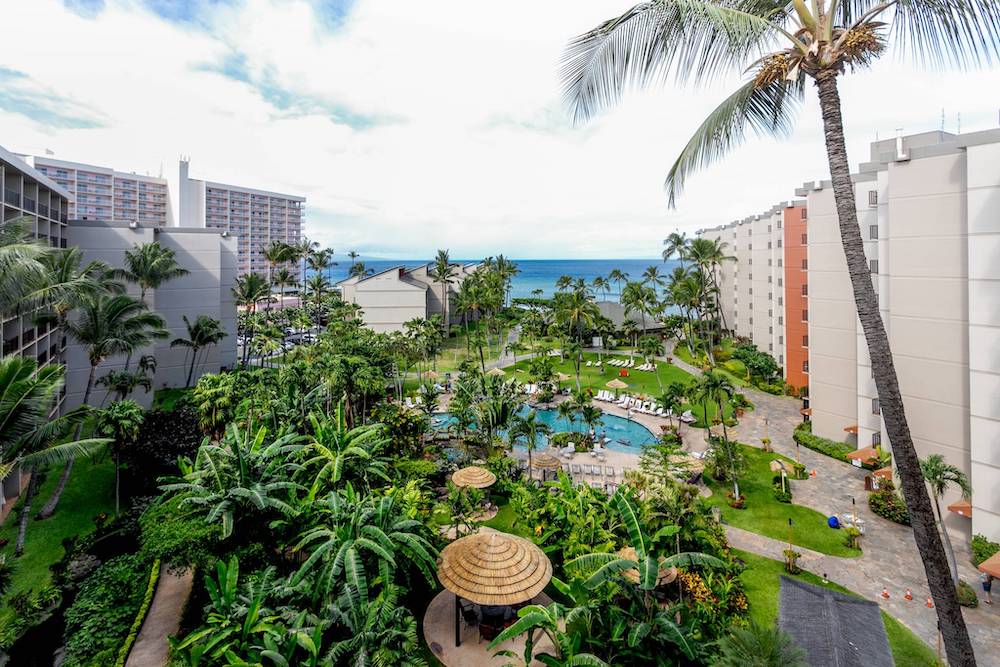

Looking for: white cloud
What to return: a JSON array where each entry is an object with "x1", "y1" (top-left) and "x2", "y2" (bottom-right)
[{"x1": 5, "y1": 0, "x2": 1000, "y2": 259}]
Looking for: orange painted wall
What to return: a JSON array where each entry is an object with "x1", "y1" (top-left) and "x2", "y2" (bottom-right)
[{"x1": 784, "y1": 204, "x2": 809, "y2": 391}]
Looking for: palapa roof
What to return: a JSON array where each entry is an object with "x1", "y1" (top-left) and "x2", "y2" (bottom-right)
[
  {"x1": 531, "y1": 452, "x2": 561, "y2": 470},
  {"x1": 452, "y1": 466, "x2": 497, "y2": 489},
  {"x1": 555, "y1": 372, "x2": 572, "y2": 381},
  {"x1": 437, "y1": 531, "x2": 552, "y2": 606},
  {"x1": 779, "y1": 576, "x2": 893, "y2": 667},
  {"x1": 605, "y1": 378, "x2": 628, "y2": 389},
  {"x1": 617, "y1": 547, "x2": 678, "y2": 586},
  {"x1": 485, "y1": 367, "x2": 506, "y2": 377}
]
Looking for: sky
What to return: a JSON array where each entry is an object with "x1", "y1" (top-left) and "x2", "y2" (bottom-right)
[{"x1": 4, "y1": 0, "x2": 1000, "y2": 260}]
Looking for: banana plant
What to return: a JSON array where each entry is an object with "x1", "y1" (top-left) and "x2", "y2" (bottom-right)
[
  {"x1": 299, "y1": 404, "x2": 389, "y2": 500},
  {"x1": 489, "y1": 601, "x2": 608, "y2": 667}
]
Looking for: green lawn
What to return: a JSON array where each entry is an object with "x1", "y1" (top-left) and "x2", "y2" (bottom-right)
[
  {"x1": 508, "y1": 351, "x2": 731, "y2": 427},
  {"x1": 673, "y1": 341, "x2": 750, "y2": 388},
  {"x1": 705, "y1": 444, "x2": 862, "y2": 558},
  {"x1": 735, "y1": 550, "x2": 937, "y2": 666},
  {"x1": 152, "y1": 387, "x2": 192, "y2": 412},
  {"x1": 0, "y1": 458, "x2": 116, "y2": 623},
  {"x1": 481, "y1": 503, "x2": 532, "y2": 538}
]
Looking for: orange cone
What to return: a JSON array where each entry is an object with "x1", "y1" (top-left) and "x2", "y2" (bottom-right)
[
  {"x1": 926, "y1": 597, "x2": 934, "y2": 608},
  {"x1": 881, "y1": 587, "x2": 890, "y2": 599},
  {"x1": 904, "y1": 589, "x2": 913, "y2": 601}
]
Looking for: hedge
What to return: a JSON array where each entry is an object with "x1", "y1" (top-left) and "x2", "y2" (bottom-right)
[
  {"x1": 972, "y1": 534, "x2": 1000, "y2": 567},
  {"x1": 793, "y1": 422, "x2": 874, "y2": 470},
  {"x1": 115, "y1": 558, "x2": 161, "y2": 667}
]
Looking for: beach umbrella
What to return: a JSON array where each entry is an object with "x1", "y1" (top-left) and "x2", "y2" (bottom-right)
[
  {"x1": 606, "y1": 377, "x2": 628, "y2": 398},
  {"x1": 437, "y1": 531, "x2": 553, "y2": 606},
  {"x1": 485, "y1": 367, "x2": 506, "y2": 377},
  {"x1": 530, "y1": 452, "x2": 561, "y2": 481},
  {"x1": 451, "y1": 465, "x2": 497, "y2": 489}
]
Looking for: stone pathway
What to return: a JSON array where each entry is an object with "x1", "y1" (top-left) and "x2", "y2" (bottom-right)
[
  {"x1": 670, "y1": 343, "x2": 1000, "y2": 663},
  {"x1": 125, "y1": 565, "x2": 194, "y2": 667}
]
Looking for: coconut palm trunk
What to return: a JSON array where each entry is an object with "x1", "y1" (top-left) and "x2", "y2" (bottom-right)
[
  {"x1": 930, "y1": 490, "x2": 959, "y2": 586},
  {"x1": 14, "y1": 472, "x2": 39, "y2": 555},
  {"x1": 816, "y1": 70, "x2": 972, "y2": 662}
]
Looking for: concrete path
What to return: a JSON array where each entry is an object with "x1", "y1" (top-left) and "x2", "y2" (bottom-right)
[
  {"x1": 125, "y1": 565, "x2": 194, "y2": 667},
  {"x1": 669, "y1": 342, "x2": 1000, "y2": 662}
]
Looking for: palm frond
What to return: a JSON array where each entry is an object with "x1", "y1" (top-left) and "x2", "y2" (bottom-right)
[
  {"x1": 665, "y1": 75, "x2": 803, "y2": 206},
  {"x1": 891, "y1": 0, "x2": 1000, "y2": 68},
  {"x1": 561, "y1": 0, "x2": 791, "y2": 123}
]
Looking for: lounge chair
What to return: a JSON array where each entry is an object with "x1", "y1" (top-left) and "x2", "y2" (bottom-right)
[
  {"x1": 586, "y1": 360, "x2": 592, "y2": 367},
  {"x1": 589, "y1": 481, "x2": 603, "y2": 490},
  {"x1": 680, "y1": 410, "x2": 696, "y2": 424},
  {"x1": 604, "y1": 466, "x2": 615, "y2": 478},
  {"x1": 571, "y1": 464, "x2": 582, "y2": 475}
]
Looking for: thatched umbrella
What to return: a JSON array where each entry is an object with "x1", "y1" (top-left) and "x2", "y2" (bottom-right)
[
  {"x1": 452, "y1": 466, "x2": 497, "y2": 489},
  {"x1": 617, "y1": 546, "x2": 678, "y2": 586},
  {"x1": 437, "y1": 531, "x2": 553, "y2": 646},
  {"x1": 530, "y1": 452, "x2": 561, "y2": 481},
  {"x1": 606, "y1": 378, "x2": 628, "y2": 398},
  {"x1": 485, "y1": 367, "x2": 506, "y2": 377}
]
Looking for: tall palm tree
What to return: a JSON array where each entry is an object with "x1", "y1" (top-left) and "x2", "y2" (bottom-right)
[
  {"x1": 171, "y1": 314, "x2": 229, "y2": 387},
  {"x1": 920, "y1": 454, "x2": 972, "y2": 587},
  {"x1": 271, "y1": 267, "x2": 297, "y2": 307},
  {"x1": 114, "y1": 242, "x2": 188, "y2": 304},
  {"x1": 94, "y1": 398, "x2": 144, "y2": 514},
  {"x1": 0, "y1": 357, "x2": 106, "y2": 555},
  {"x1": 429, "y1": 249, "x2": 457, "y2": 336},
  {"x1": 347, "y1": 250, "x2": 360, "y2": 268},
  {"x1": 621, "y1": 281, "x2": 650, "y2": 334},
  {"x1": 306, "y1": 246, "x2": 336, "y2": 300},
  {"x1": 694, "y1": 370, "x2": 740, "y2": 497},
  {"x1": 607, "y1": 268, "x2": 628, "y2": 303},
  {"x1": 562, "y1": 4, "x2": 998, "y2": 659},
  {"x1": 232, "y1": 273, "x2": 270, "y2": 365},
  {"x1": 348, "y1": 262, "x2": 373, "y2": 279},
  {"x1": 662, "y1": 231, "x2": 689, "y2": 266},
  {"x1": 29, "y1": 247, "x2": 119, "y2": 330},
  {"x1": 510, "y1": 409, "x2": 553, "y2": 480},
  {"x1": 38, "y1": 294, "x2": 166, "y2": 520},
  {"x1": 262, "y1": 241, "x2": 294, "y2": 311},
  {"x1": 591, "y1": 275, "x2": 611, "y2": 302}
]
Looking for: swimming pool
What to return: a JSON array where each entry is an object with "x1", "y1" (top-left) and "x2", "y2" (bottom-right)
[{"x1": 431, "y1": 405, "x2": 658, "y2": 454}]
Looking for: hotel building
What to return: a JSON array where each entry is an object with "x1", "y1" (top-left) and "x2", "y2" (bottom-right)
[
  {"x1": 699, "y1": 200, "x2": 810, "y2": 392},
  {"x1": 24, "y1": 156, "x2": 173, "y2": 227},
  {"x1": 800, "y1": 129, "x2": 1000, "y2": 542},
  {"x1": 178, "y1": 159, "x2": 304, "y2": 277},
  {"x1": 1, "y1": 146, "x2": 72, "y2": 510},
  {"x1": 337, "y1": 263, "x2": 480, "y2": 333}
]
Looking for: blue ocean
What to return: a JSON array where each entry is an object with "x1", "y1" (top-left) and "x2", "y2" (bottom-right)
[{"x1": 316, "y1": 258, "x2": 680, "y2": 302}]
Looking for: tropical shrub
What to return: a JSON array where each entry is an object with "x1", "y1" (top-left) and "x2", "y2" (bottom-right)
[
  {"x1": 371, "y1": 401, "x2": 426, "y2": 456},
  {"x1": 62, "y1": 554, "x2": 152, "y2": 667},
  {"x1": 139, "y1": 496, "x2": 219, "y2": 570},
  {"x1": 714, "y1": 621, "x2": 807, "y2": 667},
  {"x1": 972, "y1": 534, "x2": 999, "y2": 566},
  {"x1": 868, "y1": 480, "x2": 911, "y2": 526},
  {"x1": 793, "y1": 422, "x2": 873, "y2": 468},
  {"x1": 956, "y1": 579, "x2": 979, "y2": 608}
]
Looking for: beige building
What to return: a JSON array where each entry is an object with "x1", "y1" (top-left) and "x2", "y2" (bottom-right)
[
  {"x1": 64, "y1": 221, "x2": 238, "y2": 410},
  {"x1": 337, "y1": 263, "x2": 479, "y2": 333},
  {"x1": 802, "y1": 129, "x2": 1000, "y2": 542}
]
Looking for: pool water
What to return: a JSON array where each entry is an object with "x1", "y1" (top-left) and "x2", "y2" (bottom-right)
[{"x1": 431, "y1": 405, "x2": 658, "y2": 454}]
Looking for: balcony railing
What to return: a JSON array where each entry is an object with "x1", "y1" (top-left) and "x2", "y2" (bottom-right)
[{"x1": 4, "y1": 188, "x2": 20, "y2": 206}]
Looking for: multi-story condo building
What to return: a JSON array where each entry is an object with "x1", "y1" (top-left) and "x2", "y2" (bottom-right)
[
  {"x1": 64, "y1": 221, "x2": 238, "y2": 411},
  {"x1": 699, "y1": 201, "x2": 809, "y2": 392},
  {"x1": 337, "y1": 263, "x2": 480, "y2": 333},
  {"x1": 178, "y1": 159, "x2": 304, "y2": 277},
  {"x1": 1, "y1": 146, "x2": 71, "y2": 511},
  {"x1": 800, "y1": 129, "x2": 1000, "y2": 543},
  {"x1": 24, "y1": 156, "x2": 173, "y2": 227}
]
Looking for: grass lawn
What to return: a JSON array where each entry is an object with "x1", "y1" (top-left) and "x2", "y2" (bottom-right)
[
  {"x1": 734, "y1": 549, "x2": 937, "y2": 666},
  {"x1": 481, "y1": 503, "x2": 532, "y2": 538},
  {"x1": 508, "y1": 351, "x2": 732, "y2": 427},
  {"x1": 673, "y1": 341, "x2": 750, "y2": 388},
  {"x1": 152, "y1": 387, "x2": 192, "y2": 412},
  {"x1": 705, "y1": 444, "x2": 862, "y2": 558},
  {"x1": 0, "y1": 458, "x2": 116, "y2": 625}
]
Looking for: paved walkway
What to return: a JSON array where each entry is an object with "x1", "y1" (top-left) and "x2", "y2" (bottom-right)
[
  {"x1": 669, "y1": 343, "x2": 1000, "y2": 663},
  {"x1": 125, "y1": 565, "x2": 194, "y2": 667}
]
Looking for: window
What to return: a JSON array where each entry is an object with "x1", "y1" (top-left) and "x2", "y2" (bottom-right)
[
  {"x1": 801, "y1": 208, "x2": 808, "y2": 220},
  {"x1": 802, "y1": 309, "x2": 809, "y2": 322},
  {"x1": 778, "y1": 259, "x2": 783, "y2": 267},
  {"x1": 869, "y1": 224, "x2": 878, "y2": 240},
  {"x1": 872, "y1": 398, "x2": 881, "y2": 414},
  {"x1": 768, "y1": 310, "x2": 773, "y2": 318},
  {"x1": 778, "y1": 296, "x2": 783, "y2": 306},
  {"x1": 777, "y1": 278, "x2": 783, "y2": 286},
  {"x1": 778, "y1": 316, "x2": 784, "y2": 325},
  {"x1": 767, "y1": 224, "x2": 772, "y2": 232},
  {"x1": 768, "y1": 241, "x2": 773, "y2": 249},
  {"x1": 768, "y1": 294, "x2": 773, "y2": 303},
  {"x1": 768, "y1": 343, "x2": 773, "y2": 351},
  {"x1": 801, "y1": 284, "x2": 808, "y2": 296},
  {"x1": 802, "y1": 335, "x2": 809, "y2": 347},
  {"x1": 768, "y1": 259, "x2": 773, "y2": 266},
  {"x1": 868, "y1": 190, "x2": 878, "y2": 206},
  {"x1": 748, "y1": 243, "x2": 753, "y2": 250},
  {"x1": 872, "y1": 432, "x2": 882, "y2": 446},
  {"x1": 802, "y1": 259, "x2": 808, "y2": 270},
  {"x1": 768, "y1": 276, "x2": 773, "y2": 284},
  {"x1": 769, "y1": 326, "x2": 773, "y2": 334},
  {"x1": 870, "y1": 259, "x2": 879, "y2": 274},
  {"x1": 801, "y1": 233, "x2": 808, "y2": 245},
  {"x1": 779, "y1": 355, "x2": 784, "y2": 365},
  {"x1": 749, "y1": 317, "x2": 754, "y2": 325},
  {"x1": 777, "y1": 239, "x2": 783, "y2": 248},
  {"x1": 803, "y1": 360, "x2": 810, "y2": 372},
  {"x1": 749, "y1": 258, "x2": 752, "y2": 265},
  {"x1": 778, "y1": 335, "x2": 784, "y2": 344},
  {"x1": 777, "y1": 220, "x2": 783, "y2": 229}
]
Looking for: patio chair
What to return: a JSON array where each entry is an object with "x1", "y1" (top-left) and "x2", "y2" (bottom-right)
[
  {"x1": 586, "y1": 360, "x2": 592, "y2": 367},
  {"x1": 596, "y1": 452, "x2": 606, "y2": 463},
  {"x1": 605, "y1": 466, "x2": 615, "y2": 478},
  {"x1": 572, "y1": 464, "x2": 582, "y2": 475}
]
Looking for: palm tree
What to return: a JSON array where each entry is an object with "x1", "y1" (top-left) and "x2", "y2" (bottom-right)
[
  {"x1": 694, "y1": 371, "x2": 740, "y2": 497},
  {"x1": 638, "y1": 334, "x2": 665, "y2": 392},
  {"x1": 271, "y1": 267, "x2": 297, "y2": 307},
  {"x1": 95, "y1": 369, "x2": 152, "y2": 403},
  {"x1": 114, "y1": 242, "x2": 189, "y2": 304},
  {"x1": 713, "y1": 621, "x2": 807, "y2": 667},
  {"x1": 95, "y1": 399, "x2": 144, "y2": 514},
  {"x1": 591, "y1": 275, "x2": 610, "y2": 303},
  {"x1": 554, "y1": 286, "x2": 599, "y2": 390},
  {"x1": 38, "y1": 294, "x2": 166, "y2": 520},
  {"x1": 347, "y1": 250, "x2": 360, "y2": 268},
  {"x1": 607, "y1": 268, "x2": 628, "y2": 303},
  {"x1": 300, "y1": 405, "x2": 390, "y2": 498},
  {"x1": 662, "y1": 231, "x2": 689, "y2": 266},
  {"x1": 29, "y1": 247, "x2": 118, "y2": 331},
  {"x1": 920, "y1": 454, "x2": 972, "y2": 587},
  {"x1": 171, "y1": 315, "x2": 229, "y2": 387},
  {"x1": 349, "y1": 262, "x2": 373, "y2": 279},
  {"x1": 561, "y1": 7, "x2": 998, "y2": 659},
  {"x1": 0, "y1": 217, "x2": 52, "y2": 315},
  {"x1": 510, "y1": 409, "x2": 553, "y2": 479},
  {"x1": 262, "y1": 241, "x2": 293, "y2": 310},
  {"x1": 232, "y1": 274, "x2": 269, "y2": 364},
  {"x1": 429, "y1": 249, "x2": 457, "y2": 336},
  {"x1": 621, "y1": 281, "x2": 650, "y2": 334},
  {"x1": 0, "y1": 357, "x2": 106, "y2": 555}
]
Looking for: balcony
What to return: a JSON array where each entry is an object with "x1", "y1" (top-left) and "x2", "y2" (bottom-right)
[
  {"x1": 4, "y1": 188, "x2": 20, "y2": 206},
  {"x1": 22, "y1": 196, "x2": 36, "y2": 212},
  {"x1": 3, "y1": 336, "x2": 19, "y2": 356}
]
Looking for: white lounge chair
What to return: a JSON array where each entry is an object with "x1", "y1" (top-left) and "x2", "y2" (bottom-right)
[
  {"x1": 586, "y1": 360, "x2": 592, "y2": 367},
  {"x1": 404, "y1": 397, "x2": 415, "y2": 409}
]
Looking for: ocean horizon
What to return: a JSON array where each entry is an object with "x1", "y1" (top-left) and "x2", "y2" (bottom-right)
[{"x1": 314, "y1": 258, "x2": 681, "y2": 301}]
